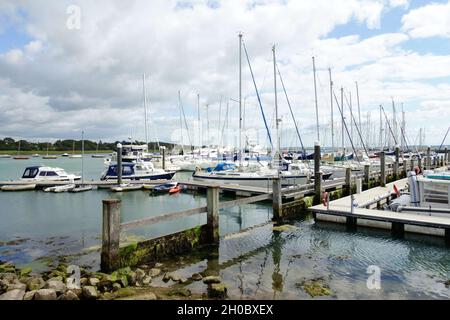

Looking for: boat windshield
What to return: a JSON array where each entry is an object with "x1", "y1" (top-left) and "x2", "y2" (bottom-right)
[{"x1": 22, "y1": 167, "x2": 39, "y2": 178}]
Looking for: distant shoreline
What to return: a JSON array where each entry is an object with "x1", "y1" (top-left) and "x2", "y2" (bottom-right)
[{"x1": 0, "y1": 150, "x2": 113, "y2": 155}]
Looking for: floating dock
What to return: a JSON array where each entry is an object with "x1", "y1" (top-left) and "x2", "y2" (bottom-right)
[{"x1": 310, "y1": 178, "x2": 450, "y2": 241}]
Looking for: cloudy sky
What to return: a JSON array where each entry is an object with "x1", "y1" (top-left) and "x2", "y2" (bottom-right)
[{"x1": 0, "y1": 0, "x2": 449, "y2": 148}]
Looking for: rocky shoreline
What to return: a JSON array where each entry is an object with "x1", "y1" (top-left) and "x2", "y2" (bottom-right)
[{"x1": 0, "y1": 260, "x2": 227, "y2": 300}]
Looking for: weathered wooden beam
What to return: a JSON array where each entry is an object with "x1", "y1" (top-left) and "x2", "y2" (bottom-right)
[
  {"x1": 206, "y1": 186, "x2": 220, "y2": 244},
  {"x1": 219, "y1": 193, "x2": 272, "y2": 210},
  {"x1": 272, "y1": 177, "x2": 283, "y2": 220},
  {"x1": 380, "y1": 151, "x2": 386, "y2": 187},
  {"x1": 101, "y1": 199, "x2": 121, "y2": 273},
  {"x1": 314, "y1": 142, "x2": 321, "y2": 204}
]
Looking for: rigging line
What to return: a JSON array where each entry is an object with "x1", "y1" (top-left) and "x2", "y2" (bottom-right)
[
  {"x1": 333, "y1": 91, "x2": 360, "y2": 163},
  {"x1": 439, "y1": 126, "x2": 450, "y2": 151},
  {"x1": 276, "y1": 62, "x2": 306, "y2": 156},
  {"x1": 242, "y1": 40, "x2": 273, "y2": 149},
  {"x1": 178, "y1": 91, "x2": 193, "y2": 150},
  {"x1": 343, "y1": 91, "x2": 369, "y2": 158},
  {"x1": 380, "y1": 105, "x2": 398, "y2": 146}
]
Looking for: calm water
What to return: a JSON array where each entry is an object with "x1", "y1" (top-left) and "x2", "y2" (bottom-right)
[{"x1": 0, "y1": 156, "x2": 449, "y2": 299}]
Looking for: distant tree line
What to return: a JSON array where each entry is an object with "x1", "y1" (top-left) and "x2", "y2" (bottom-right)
[{"x1": 0, "y1": 137, "x2": 177, "y2": 152}]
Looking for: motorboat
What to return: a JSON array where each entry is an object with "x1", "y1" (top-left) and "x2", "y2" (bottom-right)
[
  {"x1": 0, "y1": 155, "x2": 11, "y2": 158},
  {"x1": 21, "y1": 166, "x2": 81, "y2": 181},
  {"x1": 61, "y1": 153, "x2": 70, "y2": 157},
  {"x1": 101, "y1": 161, "x2": 176, "y2": 181},
  {"x1": 1, "y1": 184, "x2": 36, "y2": 191}
]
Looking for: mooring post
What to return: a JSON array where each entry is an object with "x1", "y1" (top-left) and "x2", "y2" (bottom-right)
[
  {"x1": 445, "y1": 148, "x2": 448, "y2": 165},
  {"x1": 117, "y1": 143, "x2": 123, "y2": 185},
  {"x1": 206, "y1": 185, "x2": 220, "y2": 244},
  {"x1": 272, "y1": 177, "x2": 283, "y2": 220},
  {"x1": 402, "y1": 159, "x2": 408, "y2": 178},
  {"x1": 426, "y1": 147, "x2": 431, "y2": 169},
  {"x1": 314, "y1": 142, "x2": 322, "y2": 204},
  {"x1": 101, "y1": 199, "x2": 121, "y2": 273},
  {"x1": 345, "y1": 167, "x2": 351, "y2": 196},
  {"x1": 394, "y1": 146, "x2": 399, "y2": 180},
  {"x1": 380, "y1": 151, "x2": 386, "y2": 187},
  {"x1": 161, "y1": 146, "x2": 166, "y2": 170},
  {"x1": 364, "y1": 164, "x2": 370, "y2": 189}
]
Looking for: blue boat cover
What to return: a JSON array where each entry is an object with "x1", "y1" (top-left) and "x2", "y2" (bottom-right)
[{"x1": 207, "y1": 163, "x2": 237, "y2": 172}]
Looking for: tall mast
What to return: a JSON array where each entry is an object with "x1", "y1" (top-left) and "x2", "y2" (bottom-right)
[
  {"x1": 81, "y1": 130, "x2": 84, "y2": 184},
  {"x1": 341, "y1": 87, "x2": 344, "y2": 152},
  {"x1": 143, "y1": 73, "x2": 149, "y2": 147},
  {"x1": 355, "y1": 82, "x2": 361, "y2": 147},
  {"x1": 392, "y1": 98, "x2": 397, "y2": 148},
  {"x1": 206, "y1": 103, "x2": 209, "y2": 148},
  {"x1": 178, "y1": 90, "x2": 184, "y2": 154},
  {"x1": 349, "y1": 91, "x2": 353, "y2": 147},
  {"x1": 312, "y1": 57, "x2": 320, "y2": 142},
  {"x1": 329, "y1": 68, "x2": 334, "y2": 156},
  {"x1": 379, "y1": 105, "x2": 383, "y2": 151},
  {"x1": 273, "y1": 45, "x2": 280, "y2": 173},
  {"x1": 197, "y1": 93, "x2": 201, "y2": 151},
  {"x1": 238, "y1": 33, "x2": 243, "y2": 168}
]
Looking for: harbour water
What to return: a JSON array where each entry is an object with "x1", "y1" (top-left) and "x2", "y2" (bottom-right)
[{"x1": 0, "y1": 156, "x2": 449, "y2": 299}]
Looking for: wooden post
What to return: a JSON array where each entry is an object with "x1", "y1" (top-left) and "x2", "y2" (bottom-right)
[
  {"x1": 345, "y1": 167, "x2": 351, "y2": 196},
  {"x1": 117, "y1": 143, "x2": 123, "y2": 185},
  {"x1": 272, "y1": 177, "x2": 283, "y2": 220},
  {"x1": 314, "y1": 142, "x2": 322, "y2": 204},
  {"x1": 206, "y1": 186, "x2": 220, "y2": 244},
  {"x1": 364, "y1": 164, "x2": 370, "y2": 188},
  {"x1": 380, "y1": 151, "x2": 386, "y2": 187},
  {"x1": 411, "y1": 158, "x2": 415, "y2": 171},
  {"x1": 426, "y1": 147, "x2": 431, "y2": 169},
  {"x1": 445, "y1": 148, "x2": 448, "y2": 165},
  {"x1": 402, "y1": 159, "x2": 408, "y2": 178},
  {"x1": 417, "y1": 158, "x2": 421, "y2": 171},
  {"x1": 394, "y1": 146, "x2": 399, "y2": 180},
  {"x1": 101, "y1": 199, "x2": 121, "y2": 272}
]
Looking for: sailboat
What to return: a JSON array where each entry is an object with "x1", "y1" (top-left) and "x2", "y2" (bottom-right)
[
  {"x1": 193, "y1": 37, "x2": 314, "y2": 188},
  {"x1": 92, "y1": 141, "x2": 106, "y2": 158},
  {"x1": 69, "y1": 140, "x2": 82, "y2": 158},
  {"x1": 71, "y1": 131, "x2": 93, "y2": 192},
  {"x1": 13, "y1": 140, "x2": 30, "y2": 160},
  {"x1": 42, "y1": 142, "x2": 57, "y2": 159}
]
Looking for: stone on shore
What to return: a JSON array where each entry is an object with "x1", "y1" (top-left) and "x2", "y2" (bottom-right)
[
  {"x1": 45, "y1": 279, "x2": 67, "y2": 294},
  {"x1": 142, "y1": 276, "x2": 152, "y2": 286},
  {"x1": 203, "y1": 276, "x2": 221, "y2": 284},
  {"x1": 89, "y1": 278, "x2": 100, "y2": 286},
  {"x1": 23, "y1": 290, "x2": 37, "y2": 300},
  {"x1": 148, "y1": 268, "x2": 161, "y2": 277},
  {"x1": 82, "y1": 286, "x2": 98, "y2": 300},
  {"x1": 191, "y1": 273, "x2": 203, "y2": 281},
  {"x1": 207, "y1": 283, "x2": 227, "y2": 299},
  {"x1": 0, "y1": 288, "x2": 26, "y2": 300},
  {"x1": 35, "y1": 289, "x2": 57, "y2": 300},
  {"x1": 26, "y1": 277, "x2": 46, "y2": 291},
  {"x1": 7, "y1": 282, "x2": 27, "y2": 292},
  {"x1": 58, "y1": 290, "x2": 79, "y2": 300}
]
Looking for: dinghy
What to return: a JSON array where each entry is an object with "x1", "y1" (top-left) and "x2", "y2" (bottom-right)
[
  {"x1": 1, "y1": 184, "x2": 36, "y2": 191},
  {"x1": 69, "y1": 185, "x2": 93, "y2": 193},
  {"x1": 151, "y1": 182, "x2": 178, "y2": 194},
  {"x1": 110, "y1": 184, "x2": 143, "y2": 192},
  {"x1": 44, "y1": 184, "x2": 76, "y2": 193}
]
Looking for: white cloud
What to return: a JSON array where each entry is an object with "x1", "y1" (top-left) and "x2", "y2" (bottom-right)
[{"x1": 401, "y1": 1, "x2": 450, "y2": 38}]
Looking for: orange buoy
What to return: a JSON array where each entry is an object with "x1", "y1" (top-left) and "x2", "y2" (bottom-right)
[{"x1": 169, "y1": 186, "x2": 181, "y2": 194}]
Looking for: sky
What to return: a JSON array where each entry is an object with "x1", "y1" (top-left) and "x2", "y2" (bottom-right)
[{"x1": 0, "y1": 0, "x2": 449, "y2": 148}]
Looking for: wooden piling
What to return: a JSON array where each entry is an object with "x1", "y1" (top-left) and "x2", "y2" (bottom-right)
[
  {"x1": 345, "y1": 167, "x2": 351, "y2": 195},
  {"x1": 101, "y1": 199, "x2": 121, "y2": 272},
  {"x1": 394, "y1": 146, "x2": 399, "y2": 180},
  {"x1": 117, "y1": 143, "x2": 123, "y2": 185},
  {"x1": 445, "y1": 148, "x2": 448, "y2": 165},
  {"x1": 364, "y1": 164, "x2": 370, "y2": 188},
  {"x1": 161, "y1": 146, "x2": 166, "y2": 170},
  {"x1": 272, "y1": 177, "x2": 283, "y2": 220},
  {"x1": 206, "y1": 186, "x2": 220, "y2": 244},
  {"x1": 314, "y1": 142, "x2": 321, "y2": 204},
  {"x1": 426, "y1": 147, "x2": 431, "y2": 169},
  {"x1": 402, "y1": 159, "x2": 408, "y2": 178},
  {"x1": 380, "y1": 152, "x2": 386, "y2": 187}
]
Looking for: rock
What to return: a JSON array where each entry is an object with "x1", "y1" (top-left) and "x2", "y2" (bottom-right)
[
  {"x1": 82, "y1": 286, "x2": 98, "y2": 300},
  {"x1": 179, "y1": 278, "x2": 188, "y2": 284},
  {"x1": 272, "y1": 224, "x2": 296, "y2": 232},
  {"x1": 49, "y1": 276, "x2": 63, "y2": 282},
  {"x1": 0, "y1": 273, "x2": 17, "y2": 283},
  {"x1": 112, "y1": 283, "x2": 122, "y2": 292},
  {"x1": 89, "y1": 278, "x2": 100, "y2": 287},
  {"x1": 23, "y1": 290, "x2": 36, "y2": 300},
  {"x1": 0, "y1": 289, "x2": 26, "y2": 300},
  {"x1": 135, "y1": 269, "x2": 146, "y2": 282},
  {"x1": 58, "y1": 290, "x2": 79, "y2": 300},
  {"x1": 138, "y1": 265, "x2": 149, "y2": 270},
  {"x1": 162, "y1": 273, "x2": 171, "y2": 282},
  {"x1": 444, "y1": 280, "x2": 450, "y2": 288},
  {"x1": 80, "y1": 278, "x2": 88, "y2": 286},
  {"x1": 127, "y1": 271, "x2": 137, "y2": 286},
  {"x1": 7, "y1": 282, "x2": 27, "y2": 291},
  {"x1": 26, "y1": 277, "x2": 46, "y2": 291},
  {"x1": 35, "y1": 289, "x2": 57, "y2": 300},
  {"x1": 168, "y1": 288, "x2": 191, "y2": 297},
  {"x1": 142, "y1": 276, "x2": 152, "y2": 286},
  {"x1": 148, "y1": 268, "x2": 161, "y2": 277},
  {"x1": 154, "y1": 263, "x2": 163, "y2": 268},
  {"x1": 0, "y1": 264, "x2": 16, "y2": 274},
  {"x1": 170, "y1": 273, "x2": 181, "y2": 282},
  {"x1": 45, "y1": 279, "x2": 66, "y2": 294},
  {"x1": 191, "y1": 273, "x2": 203, "y2": 281},
  {"x1": 203, "y1": 276, "x2": 221, "y2": 284},
  {"x1": 297, "y1": 279, "x2": 331, "y2": 297},
  {"x1": 144, "y1": 292, "x2": 157, "y2": 300},
  {"x1": 207, "y1": 283, "x2": 227, "y2": 299},
  {"x1": 20, "y1": 267, "x2": 32, "y2": 277}
]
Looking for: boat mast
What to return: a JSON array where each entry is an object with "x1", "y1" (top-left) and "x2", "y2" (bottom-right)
[
  {"x1": 355, "y1": 82, "x2": 361, "y2": 147},
  {"x1": 239, "y1": 33, "x2": 243, "y2": 169},
  {"x1": 178, "y1": 91, "x2": 184, "y2": 154},
  {"x1": 197, "y1": 93, "x2": 201, "y2": 153},
  {"x1": 143, "y1": 73, "x2": 149, "y2": 147},
  {"x1": 273, "y1": 45, "x2": 281, "y2": 174},
  {"x1": 329, "y1": 68, "x2": 334, "y2": 156},
  {"x1": 81, "y1": 131, "x2": 84, "y2": 184},
  {"x1": 312, "y1": 57, "x2": 320, "y2": 142},
  {"x1": 341, "y1": 87, "x2": 344, "y2": 154},
  {"x1": 379, "y1": 105, "x2": 383, "y2": 151}
]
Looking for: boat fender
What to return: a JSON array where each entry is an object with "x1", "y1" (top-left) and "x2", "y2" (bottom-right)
[
  {"x1": 414, "y1": 166, "x2": 421, "y2": 175},
  {"x1": 393, "y1": 184, "x2": 401, "y2": 198},
  {"x1": 322, "y1": 192, "x2": 329, "y2": 207}
]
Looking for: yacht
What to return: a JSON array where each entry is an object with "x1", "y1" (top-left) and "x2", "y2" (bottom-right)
[
  {"x1": 21, "y1": 166, "x2": 81, "y2": 181},
  {"x1": 101, "y1": 161, "x2": 176, "y2": 181}
]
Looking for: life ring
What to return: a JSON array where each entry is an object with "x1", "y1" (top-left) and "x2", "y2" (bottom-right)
[{"x1": 322, "y1": 192, "x2": 329, "y2": 207}]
